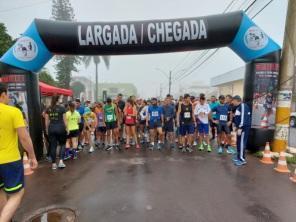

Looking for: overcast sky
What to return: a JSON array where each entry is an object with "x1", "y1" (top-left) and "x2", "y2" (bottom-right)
[{"x1": 0, "y1": 0, "x2": 288, "y2": 98}]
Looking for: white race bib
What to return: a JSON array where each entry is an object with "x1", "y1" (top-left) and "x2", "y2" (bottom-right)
[
  {"x1": 152, "y1": 111, "x2": 159, "y2": 117},
  {"x1": 220, "y1": 115, "x2": 227, "y2": 121},
  {"x1": 184, "y1": 112, "x2": 191, "y2": 119},
  {"x1": 107, "y1": 114, "x2": 113, "y2": 121}
]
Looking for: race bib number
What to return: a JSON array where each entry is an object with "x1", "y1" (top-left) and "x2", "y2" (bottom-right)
[
  {"x1": 184, "y1": 112, "x2": 191, "y2": 119},
  {"x1": 107, "y1": 114, "x2": 113, "y2": 121},
  {"x1": 152, "y1": 111, "x2": 159, "y2": 117},
  {"x1": 220, "y1": 115, "x2": 227, "y2": 121}
]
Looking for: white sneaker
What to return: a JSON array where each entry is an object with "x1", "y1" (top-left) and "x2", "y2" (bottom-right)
[
  {"x1": 193, "y1": 141, "x2": 197, "y2": 146},
  {"x1": 52, "y1": 163, "x2": 57, "y2": 170},
  {"x1": 58, "y1": 161, "x2": 66, "y2": 168},
  {"x1": 89, "y1": 146, "x2": 95, "y2": 153}
]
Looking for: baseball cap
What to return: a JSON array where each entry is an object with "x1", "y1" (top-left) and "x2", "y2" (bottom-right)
[{"x1": 233, "y1": 95, "x2": 242, "y2": 101}]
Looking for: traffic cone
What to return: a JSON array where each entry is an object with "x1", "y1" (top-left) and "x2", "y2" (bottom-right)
[
  {"x1": 260, "y1": 142, "x2": 273, "y2": 164},
  {"x1": 260, "y1": 113, "x2": 268, "y2": 128},
  {"x1": 23, "y1": 152, "x2": 34, "y2": 176},
  {"x1": 290, "y1": 169, "x2": 296, "y2": 183},
  {"x1": 274, "y1": 152, "x2": 290, "y2": 173}
]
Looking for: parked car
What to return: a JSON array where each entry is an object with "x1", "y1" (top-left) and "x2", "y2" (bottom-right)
[{"x1": 290, "y1": 112, "x2": 296, "y2": 127}]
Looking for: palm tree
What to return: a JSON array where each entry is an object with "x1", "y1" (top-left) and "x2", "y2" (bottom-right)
[{"x1": 81, "y1": 56, "x2": 110, "y2": 101}]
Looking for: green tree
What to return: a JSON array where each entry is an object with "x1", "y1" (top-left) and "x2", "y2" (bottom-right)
[
  {"x1": 82, "y1": 56, "x2": 110, "y2": 101},
  {"x1": 52, "y1": 0, "x2": 79, "y2": 89},
  {"x1": 0, "y1": 23, "x2": 13, "y2": 57},
  {"x1": 38, "y1": 69, "x2": 57, "y2": 86},
  {"x1": 71, "y1": 81, "x2": 86, "y2": 99}
]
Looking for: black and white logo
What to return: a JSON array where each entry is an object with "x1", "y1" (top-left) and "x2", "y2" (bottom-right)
[
  {"x1": 244, "y1": 26, "x2": 268, "y2": 50},
  {"x1": 13, "y1": 36, "x2": 38, "y2": 61}
]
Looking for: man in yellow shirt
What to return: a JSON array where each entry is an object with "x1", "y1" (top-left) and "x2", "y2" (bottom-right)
[{"x1": 0, "y1": 83, "x2": 38, "y2": 222}]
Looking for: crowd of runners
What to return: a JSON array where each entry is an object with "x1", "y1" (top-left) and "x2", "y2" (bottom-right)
[{"x1": 43, "y1": 92, "x2": 251, "y2": 170}]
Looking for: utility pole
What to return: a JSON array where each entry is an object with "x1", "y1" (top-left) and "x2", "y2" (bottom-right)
[
  {"x1": 95, "y1": 63, "x2": 98, "y2": 102},
  {"x1": 160, "y1": 84, "x2": 163, "y2": 99},
  {"x1": 169, "y1": 71, "x2": 172, "y2": 95},
  {"x1": 273, "y1": 0, "x2": 296, "y2": 152}
]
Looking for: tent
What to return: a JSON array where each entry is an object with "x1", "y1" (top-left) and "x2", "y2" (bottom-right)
[{"x1": 39, "y1": 81, "x2": 73, "y2": 97}]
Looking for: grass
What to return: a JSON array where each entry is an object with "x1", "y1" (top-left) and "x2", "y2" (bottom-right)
[{"x1": 253, "y1": 151, "x2": 296, "y2": 165}]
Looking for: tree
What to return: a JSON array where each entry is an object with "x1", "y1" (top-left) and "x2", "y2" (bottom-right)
[
  {"x1": 51, "y1": 0, "x2": 79, "y2": 89},
  {"x1": 38, "y1": 69, "x2": 57, "y2": 86},
  {"x1": 0, "y1": 23, "x2": 13, "y2": 57},
  {"x1": 71, "y1": 81, "x2": 86, "y2": 99},
  {"x1": 82, "y1": 56, "x2": 110, "y2": 101}
]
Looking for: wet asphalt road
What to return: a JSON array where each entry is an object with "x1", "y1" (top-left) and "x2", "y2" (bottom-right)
[{"x1": 16, "y1": 146, "x2": 296, "y2": 222}]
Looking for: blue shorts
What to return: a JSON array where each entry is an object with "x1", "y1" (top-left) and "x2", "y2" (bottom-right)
[
  {"x1": 149, "y1": 120, "x2": 162, "y2": 129},
  {"x1": 180, "y1": 124, "x2": 195, "y2": 136},
  {"x1": 0, "y1": 160, "x2": 24, "y2": 194},
  {"x1": 198, "y1": 123, "x2": 209, "y2": 134}
]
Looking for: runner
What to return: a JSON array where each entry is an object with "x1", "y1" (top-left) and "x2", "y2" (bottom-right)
[
  {"x1": 194, "y1": 95, "x2": 212, "y2": 152},
  {"x1": 146, "y1": 98, "x2": 164, "y2": 150},
  {"x1": 124, "y1": 99, "x2": 140, "y2": 149},
  {"x1": 139, "y1": 100, "x2": 149, "y2": 144},
  {"x1": 232, "y1": 95, "x2": 251, "y2": 166},
  {"x1": 75, "y1": 99, "x2": 85, "y2": 150},
  {"x1": 83, "y1": 107, "x2": 97, "y2": 153},
  {"x1": 95, "y1": 103, "x2": 106, "y2": 149},
  {"x1": 177, "y1": 94, "x2": 196, "y2": 153},
  {"x1": 163, "y1": 95, "x2": 176, "y2": 148},
  {"x1": 175, "y1": 96, "x2": 183, "y2": 147},
  {"x1": 104, "y1": 98, "x2": 119, "y2": 151},
  {"x1": 226, "y1": 94, "x2": 236, "y2": 154},
  {"x1": 0, "y1": 83, "x2": 38, "y2": 222},
  {"x1": 116, "y1": 93, "x2": 125, "y2": 143},
  {"x1": 45, "y1": 96, "x2": 67, "y2": 169},
  {"x1": 212, "y1": 95, "x2": 233, "y2": 154},
  {"x1": 65, "y1": 102, "x2": 81, "y2": 160},
  {"x1": 209, "y1": 96, "x2": 219, "y2": 141}
]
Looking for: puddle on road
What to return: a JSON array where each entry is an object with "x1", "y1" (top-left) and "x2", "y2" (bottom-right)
[
  {"x1": 246, "y1": 204, "x2": 280, "y2": 222},
  {"x1": 24, "y1": 207, "x2": 77, "y2": 222}
]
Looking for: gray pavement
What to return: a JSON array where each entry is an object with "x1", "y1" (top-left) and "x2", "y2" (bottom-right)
[{"x1": 16, "y1": 147, "x2": 296, "y2": 222}]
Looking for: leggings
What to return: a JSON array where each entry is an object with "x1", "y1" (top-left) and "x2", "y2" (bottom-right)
[{"x1": 48, "y1": 125, "x2": 67, "y2": 163}]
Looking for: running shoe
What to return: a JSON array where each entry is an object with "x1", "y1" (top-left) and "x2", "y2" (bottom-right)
[
  {"x1": 136, "y1": 144, "x2": 140, "y2": 149},
  {"x1": 115, "y1": 144, "x2": 121, "y2": 151},
  {"x1": 193, "y1": 141, "x2": 197, "y2": 146},
  {"x1": 125, "y1": 144, "x2": 130, "y2": 149},
  {"x1": 149, "y1": 143, "x2": 154, "y2": 150},
  {"x1": 77, "y1": 144, "x2": 83, "y2": 151},
  {"x1": 186, "y1": 147, "x2": 193, "y2": 153},
  {"x1": 58, "y1": 162, "x2": 66, "y2": 168},
  {"x1": 182, "y1": 147, "x2": 187, "y2": 153},
  {"x1": 157, "y1": 143, "x2": 162, "y2": 150},
  {"x1": 198, "y1": 144, "x2": 204, "y2": 151},
  {"x1": 234, "y1": 160, "x2": 247, "y2": 166},
  {"x1": 226, "y1": 147, "x2": 233, "y2": 154},
  {"x1": 73, "y1": 150, "x2": 78, "y2": 160},
  {"x1": 52, "y1": 163, "x2": 57, "y2": 170},
  {"x1": 89, "y1": 146, "x2": 95, "y2": 153},
  {"x1": 228, "y1": 146, "x2": 236, "y2": 154},
  {"x1": 203, "y1": 141, "x2": 208, "y2": 146},
  {"x1": 232, "y1": 157, "x2": 240, "y2": 162},
  {"x1": 218, "y1": 146, "x2": 223, "y2": 154},
  {"x1": 207, "y1": 145, "x2": 212, "y2": 152},
  {"x1": 46, "y1": 156, "x2": 52, "y2": 162},
  {"x1": 106, "y1": 145, "x2": 113, "y2": 151}
]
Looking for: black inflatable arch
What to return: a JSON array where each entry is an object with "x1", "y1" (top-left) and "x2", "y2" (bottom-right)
[{"x1": 0, "y1": 11, "x2": 281, "y2": 158}]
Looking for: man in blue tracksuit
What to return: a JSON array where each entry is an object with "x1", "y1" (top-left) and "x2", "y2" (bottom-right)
[{"x1": 232, "y1": 95, "x2": 251, "y2": 166}]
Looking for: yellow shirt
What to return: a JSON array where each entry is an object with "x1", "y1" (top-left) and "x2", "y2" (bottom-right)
[{"x1": 0, "y1": 103, "x2": 25, "y2": 164}]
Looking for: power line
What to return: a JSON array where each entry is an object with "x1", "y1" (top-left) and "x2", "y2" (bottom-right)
[
  {"x1": 171, "y1": 52, "x2": 192, "y2": 73},
  {"x1": 174, "y1": 0, "x2": 274, "y2": 83},
  {"x1": 0, "y1": 0, "x2": 49, "y2": 14},
  {"x1": 245, "y1": 0, "x2": 257, "y2": 13}
]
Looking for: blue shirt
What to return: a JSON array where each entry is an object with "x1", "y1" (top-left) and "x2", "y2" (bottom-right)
[
  {"x1": 76, "y1": 105, "x2": 85, "y2": 122},
  {"x1": 162, "y1": 104, "x2": 175, "y2": 119},
  {"x1": 148, "y1": 105, "x2": 163, "y2": 123},
  {"x1": 210, "y1": 102, "x2": 219, "y2": 119},
  {"x1": 213, "y1": 104, "x2": 231, "y2": 124}
]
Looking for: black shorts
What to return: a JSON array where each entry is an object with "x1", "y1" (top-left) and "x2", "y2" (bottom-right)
[
  {"x1": 67, "y1": 129, "x2": 79, "y2": 138},
  {"x1": 217, "y1": 124, "x2": 231, "y2": 134},
  {"x1": 106, "y1": 121, "x2": 117, "y2": 130},
  {"x1": 97, "y1": 127, "x2": 107, "y2": 133},
  {"x1": 79, "y1": 122, "x2": 84, "y2": 132},
  {"x1": 140, "y1": 120, "x2": 146, "y2": 125},
  {"x1": 163, "y1": 120, "x2": 174, "y2": 132},
  {"x1": 210, "y1": 119, "x2": 217, "y2": 128},
  {"x1": 0, "y1": 160, "x2": 24, "y2": 194}
]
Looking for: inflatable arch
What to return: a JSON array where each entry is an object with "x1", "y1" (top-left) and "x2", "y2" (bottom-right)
[{"x1": 0, "y1": 11, "x2": 281, "y2": 158}]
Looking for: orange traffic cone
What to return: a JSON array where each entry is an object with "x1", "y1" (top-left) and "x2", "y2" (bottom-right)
[
  {"x1": 260, "y1": 142, "x2": 273, "y2": 164},
  {"x1": 260, "y1": 113, "x2": 268, "y2": 128},
  {"x1": 23, "y1": 152, "x2": 34, "y2": 176},
  {"x1": 290, "y1": 169, "x2": 296, "y2": 183},
  {"x1": 274, "y1": 152, "x2": 290, "y2": 173}
]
